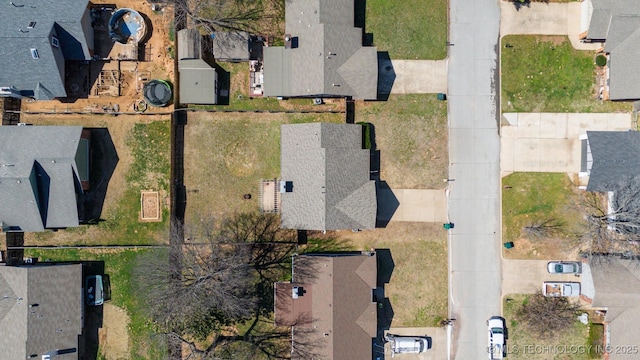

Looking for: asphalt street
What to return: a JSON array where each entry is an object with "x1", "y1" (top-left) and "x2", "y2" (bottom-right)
[{"x1": 447, "y1": 0, "x2": 502, "y2": 359}]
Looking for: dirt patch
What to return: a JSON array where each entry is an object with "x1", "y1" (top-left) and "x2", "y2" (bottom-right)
[
  {"x1": 99, "y1": 303, "x2": 131, "y2": 360},
  {"x1": 535, "y1": 35, "x2": 566, "y2": 46}
]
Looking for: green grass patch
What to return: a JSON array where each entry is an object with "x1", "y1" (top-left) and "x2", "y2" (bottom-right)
[
  {"x1": 588, "y1": 323, "x2": 604, "y2": 358},
  {"x1": 502, "y1": 173, "x2": 584, "y2": 258},
  {"x1": 503, "y1": 294, "x2": 591, "y2": 360},
  {"x1": 356, "y1": 94, "x2": 448, "y2": 189},
  {"x1": 367, "y1": 0, "x2": 447, "y2": 59},
  {"x1": 502, "y1": 35, "x2": 630, "y2": 113},
  {"x1": 24, "y1": 248, "x2": 168, "y2": 359}
]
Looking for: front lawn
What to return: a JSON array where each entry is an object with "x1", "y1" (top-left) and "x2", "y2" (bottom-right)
[
  {"x1": 503, "y1": 294, "x2": 591, "y2": 360},
  {"x1": 502, "y1": 173, "x2": 584, "y2": 259},
  {"x1": 356, "y1": 94, "x2": 449, "y2": 189},
  {"x1": 366, "y1": 0, "x2": 448, "y2": 60},
  {"x1": 331, "y1": 222, "x2": 448, "y2": 327},
  {"x1": 501, "y1": 35, "x2": 630, "y2": 113}
]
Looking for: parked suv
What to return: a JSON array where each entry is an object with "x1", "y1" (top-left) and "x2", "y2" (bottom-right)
[
  {"x1": 85, "y1": 275, "x2": 104, "y2": 306},
  {"x1": 487, "y1": 316, "x2": 506, "y2": 359},
  {"x1": 386, "y1": 334, "x2": 432, "y2": 356}
]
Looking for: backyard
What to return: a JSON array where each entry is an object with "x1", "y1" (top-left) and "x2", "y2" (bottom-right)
[
  {"x1": 501, "y1": 35, "x2": 631, "y2": 113},
  {"x1": 502, "y1": 173, "x2": 584, "y2": 259},
  {"x1": 503, "y1": 294, "x2": 597, "y2": 360},
  {"x1": 182, "y1": 111, "x2": 344, "y2": 222},
  {"x1": 356, "y1": 94, "x2": 449, "y2": 189},
  {"x1": 20, "y1": 114, "x2": 171, "y2": 246},
  {"x1": 366, "y1": 0, "x2": 448, "y2": 60}
]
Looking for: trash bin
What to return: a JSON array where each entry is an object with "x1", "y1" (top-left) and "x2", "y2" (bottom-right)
[
  {"x1": 437, "y1": 93, "x2": 447, "y2": 101},
  {"x1": 504, "y1": 242, "x2": 514, "y2": 249},
  {"x1": 443, "y1": 223, "x2": 454, "y2": 230}
]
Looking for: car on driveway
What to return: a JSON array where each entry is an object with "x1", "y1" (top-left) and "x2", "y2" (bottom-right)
[
  {"x1": 386, "y1": 334, "x2": 432, "y2": 356},
  {"x1": 547, "y1": 261, "x2": 582, "y2": 274},
  {"x1": 487, "y1": 316, "x2": 506, "y2": 359},
  {"x1": 85, "y1": 275, "x2": 104, "y2": 306}
]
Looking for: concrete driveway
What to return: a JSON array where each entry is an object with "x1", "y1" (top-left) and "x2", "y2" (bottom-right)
[
  {"x1": 377, "y1": 189, "x2": 447, "y2": 223},
  {"x1": 383, "y1": 327, "x2": 447, "y2": 360},
  {"x1": 390, "y1": 60, "x2": 448, "y2": 94},
  {"x1": 500, "y1": 112, "x2": 632, "y2": 176},
  {"x1": 501, "y1": 259, "x2": 584, "y2": 297},
  {"x1": 500, "y1": 0, "x2": 601, "y2": 50}
]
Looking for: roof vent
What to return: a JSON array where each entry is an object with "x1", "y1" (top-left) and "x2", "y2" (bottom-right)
[
  {"x1": 30, "y1": 48, "x2": 39, "y2": 59},
  {"x1": 27, "y1": 21, "x2": 36, "y2": 28}
]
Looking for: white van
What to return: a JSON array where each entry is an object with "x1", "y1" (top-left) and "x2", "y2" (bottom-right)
[{"x1": 386, "y1": 334, "x2": 432, "y2": 356}]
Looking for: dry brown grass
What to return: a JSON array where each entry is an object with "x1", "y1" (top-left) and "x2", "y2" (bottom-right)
[{"x1": 329, "y1": 222, "x2": 449, "y2": 327}]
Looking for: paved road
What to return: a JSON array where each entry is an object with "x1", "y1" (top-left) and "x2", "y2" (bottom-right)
[{"x1": 447, "y1": 0, "x2": 501, "y2": 359}]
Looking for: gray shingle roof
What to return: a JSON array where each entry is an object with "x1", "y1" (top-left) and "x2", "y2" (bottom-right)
[
  {"x1": 0, "y1": 126, "x2": 85, "y2": 232},
  {"x1": 212, "y1": 32, "x2": 250, "y2": 61},
  {"x1": 178, "y1": 29, "x2": 218, "y2": 104},
  {"x1": 586, "y1": 1, "x2": 640, "y2": 100},
  {"x1": 263, "y1": 0, "x2": 378, "y2": 100},
  {"x1": 0, "y1": 0, "x2": 91, "y2": 100},
  {"x1": 586, "y1": 131, "x2": 640, "y2": 191},
  {"x1": 0, "y1": 264, "x2": 82, "y2": 360},
  {"x1": 590, "y1": 258, "x2": 640, "y2": 360},
  {"x1": 280, "y1": 123, "x2": 377, "y2": 231}
]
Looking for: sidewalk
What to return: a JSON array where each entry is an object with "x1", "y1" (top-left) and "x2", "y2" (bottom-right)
[{"x1": 500, "y1": 0, "x2": 602, "y2": 51}]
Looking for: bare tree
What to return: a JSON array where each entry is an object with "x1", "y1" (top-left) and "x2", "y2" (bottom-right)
[
  {"x1": 522, "y1": 218, "x2": 565, "y2": 239},
  {"x1": 579, "y1": 177, "x2": 640, "y2": 262},
  {"x1": 517, "y1": 292, "x2": 581, "y2": 339},
  {"x1": 173, "y1": 0, "x2": 281, "y2": 34}
]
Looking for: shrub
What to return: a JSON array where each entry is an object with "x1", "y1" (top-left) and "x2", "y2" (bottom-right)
[
  {"x1": 595, "y1": 55, "x2": 607, "y2": 67},
  {"x1": 357, "y1": 122, "x2": 372, "y2": 150}
]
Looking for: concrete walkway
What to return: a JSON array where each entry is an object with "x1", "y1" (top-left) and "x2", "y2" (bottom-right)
[
  {"x1": 500, "y1": 0, "x2": 602, "y2": 51},
  {"x1": 390, "y1": 60, "x2": 448, "y2": 94},
  {"x1": 501, "y1": 259, "x2": 583, "y2": 297},
  {"x1": 384, "y1": 327, "x2": 448, "y2": 360},
  {"x1": 377, "y1": 189, "x2": 447, "y2": 223},
  {"x1": 500, "y1": 112, "x2": 633, "y2": 176}
]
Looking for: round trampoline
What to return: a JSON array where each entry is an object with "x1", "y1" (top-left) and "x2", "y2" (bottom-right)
[
  {"x1": 143, "y1": 80, "x2": 172, "y2": 107},
  {"x1": 108, "y1": 8, "x2": 147, "y2": 44}
]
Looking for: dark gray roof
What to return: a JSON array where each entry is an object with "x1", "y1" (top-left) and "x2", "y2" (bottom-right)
[
  {"x1": 212, "y1": 32, "x2": 250, "y2": 61},
  {"x1": 0, "y1": 264, "x2": 82, "y2": 360},
  {"x1": 0, "y1": 126, "x2": 85, "y2": 232},
  {"x1": 178, "y1": 29, "x2": 218, "y2": 104},
  {"x1": 0, "y1": 0, "x2": 92, "y2": 100},
  {"x1": 586, "y1": 131, "x2": 640, "y2": 191},
  {"x1": 263, "y1": 0, "x2": 378, "y2": 100},
  {"x1": 590, "y1": 258, "x2": 640, "y2": 359},
  {"x1": 280, "y1": 123, "x2": 377, "y2": 231}
]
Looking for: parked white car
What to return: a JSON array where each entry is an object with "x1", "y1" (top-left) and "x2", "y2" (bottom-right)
[
  {"x1": 547, "y1": 261, "x2": 582, "y2": 274},
  {"x1": 487, "y1": 316, "x2": 506, "y2": 359},
  {"x1": 386, "y1": 334, "x2": 432, "y2": 356}
]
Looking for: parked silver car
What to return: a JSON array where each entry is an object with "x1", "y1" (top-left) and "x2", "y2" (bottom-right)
[
  {"x1": 386, "y1": 334, "x2": 432, "y2": 356},
  {"x1": 547, "y1": 261, "x2": 582, "y2": 274}
]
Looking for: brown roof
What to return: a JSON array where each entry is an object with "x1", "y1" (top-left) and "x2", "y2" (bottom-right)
[{"x1": 274, "y1": 253, "x2": 377, "y2": 359}]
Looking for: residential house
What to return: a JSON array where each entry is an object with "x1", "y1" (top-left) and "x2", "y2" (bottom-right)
[
  {"x1": 0, "y1": 263, "x2": 83, "y2": 359},
  {"x1": 178, "y1": 29, "x2": 218, "y2": 105},
  {"x1": 580, "y1": 131, "x2": 640, "y2": 191},
  {"x1": 0, "y1": 0, "x2": 94, "y2": 100},
  {"x1": 589, "y1": 258, "x2": 640, "y2": 360},
  {"x1": 0, "y1": 126, "x2": 91, "y2": 232},
  {"x1": 585, "y1": 0, "x2": 640, "y2": 100},
  {"x1": 280, "y1": 123, "x2": 377, "y2": 231},
  {"x1": 263, "y1": 0, "x2": 378, "y2": 100},
  {"x1": 274, "y1": 252, "x2": 377, "y2": 359}
]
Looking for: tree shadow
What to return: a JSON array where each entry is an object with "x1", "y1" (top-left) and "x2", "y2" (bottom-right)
[
  {"x1": 377, "y1": 52, "x2": 395, "y2": 101},
  {"x1": 81, "y1": 128, "x2": 118, "y2": 223}
]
